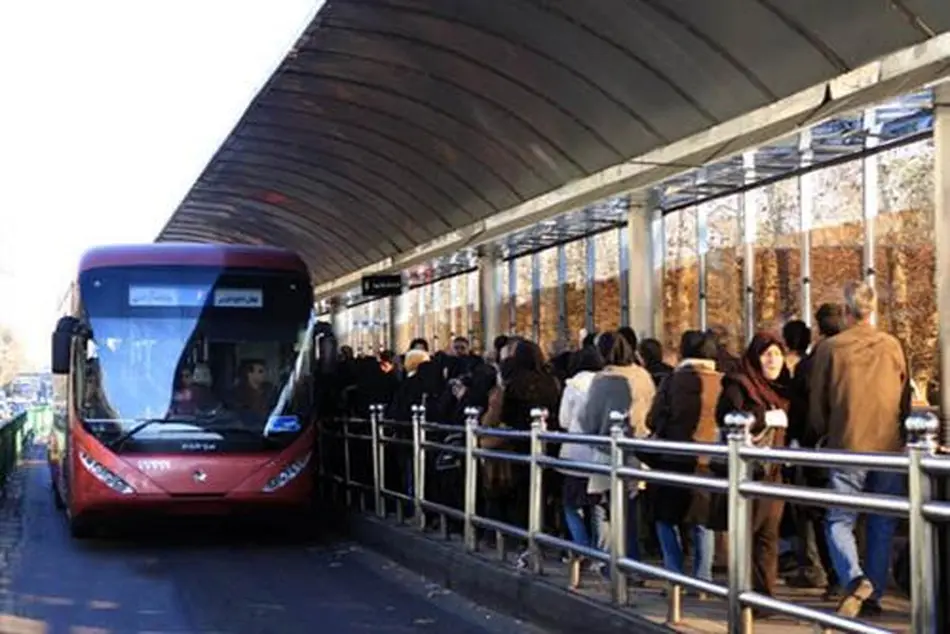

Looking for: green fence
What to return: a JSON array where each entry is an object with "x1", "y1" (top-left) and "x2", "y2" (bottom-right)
[
  {"x1": 25, "y1": 405, "x2": 52, "y2": 441},
  {"x1": 0, "y1": 412, "x2": 26, "y2": 492}
]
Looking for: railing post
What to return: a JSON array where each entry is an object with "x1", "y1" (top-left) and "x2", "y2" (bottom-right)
[
  {"x1": 411, "y1": 404, "x2": 426, "y2": 530},
  {"x1": 369, "y1": 404, "x2": 384, "y2": 518},
  {"x1": 725, "y1": 411, "x2": 754, "y2": 634},
  {"x1": 608, "y1": 413, "x2": 628, "y2": 606},
  {"x1": 528, "y1": 407, "x2": 547, "y2": 574},
  {"x1": 907, "y1": 411, "x2": 940, "y2": 634},
  {"x1": 463, "y1": 406, "x2": 481, "y2": 552},
  {"x1": 342, "y1": 418, "x2": 353, "y2": 507}
]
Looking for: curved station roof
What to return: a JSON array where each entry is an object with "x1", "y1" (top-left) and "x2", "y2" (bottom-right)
[{"x1": 158, "y1": 0, "x2": 950, "y2": 289}]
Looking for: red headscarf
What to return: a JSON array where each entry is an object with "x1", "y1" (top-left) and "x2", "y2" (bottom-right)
[{"x1": 734, "y1": 330, "x2": 790, "y2": 411}]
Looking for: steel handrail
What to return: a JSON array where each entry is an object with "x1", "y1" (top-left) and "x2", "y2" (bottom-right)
[{"x1": 318, "y1": 407, "x2": 943, "y2": 633}]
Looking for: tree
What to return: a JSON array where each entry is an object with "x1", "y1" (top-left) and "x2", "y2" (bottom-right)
[{"x1": 0, "y1": 325, "x2": 25, "y2": 388}]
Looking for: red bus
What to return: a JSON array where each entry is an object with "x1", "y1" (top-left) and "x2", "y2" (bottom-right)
[{"x1": 48, "y1": 243, "x2": 336, "y2": 538}]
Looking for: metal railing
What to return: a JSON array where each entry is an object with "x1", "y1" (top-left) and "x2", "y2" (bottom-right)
[
  {"x1": 24, "y1": 405, "x2": 52, "y2": 444},
  {"x1": 317, "y1": 405, "x2": 946, "y2": 634},
  {"x1": 0, "y1": 412, "x2": 27, "y2": 494}
]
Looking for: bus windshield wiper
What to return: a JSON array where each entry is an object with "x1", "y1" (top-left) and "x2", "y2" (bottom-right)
[
  {"x1": 108, "y1": 418, "x2": 169, "y2": 451},
  {"x1": 198, "y1": 426, "x2": 281, "y2": 444}
]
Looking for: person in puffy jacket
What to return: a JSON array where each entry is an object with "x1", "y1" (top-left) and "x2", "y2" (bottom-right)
[
  {"x1": 557, "y1": 346, "x2": 606, "y2": 562},
  {"x1": 579, "y1": 331, "x2": 655, "y2": 568}
]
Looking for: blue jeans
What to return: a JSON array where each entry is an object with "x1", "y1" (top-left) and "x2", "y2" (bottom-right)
[
  {"x1": 824, "y1": 468, "x2": 904, "y2": 598},
  {"x1": 626, "y1": 495, "x2": 642, "y2": 561},
  {"x1": 563, "y1": 502, "x2": 604, "y2": 549},
  {"x1": 655, "y1": 522, "x2": 715, "y2": 581},
  {"x1": 592, "y1": 494, "x2": 642, "y2": 561}
]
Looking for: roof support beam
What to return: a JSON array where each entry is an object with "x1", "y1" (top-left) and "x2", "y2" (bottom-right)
[{"x1": 314, "y1": 32, "x2": 950, "y2": 300}]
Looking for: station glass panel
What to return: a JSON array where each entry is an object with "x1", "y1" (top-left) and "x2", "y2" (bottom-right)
[
  {"x1": 357, "y1": 303, "x2": 373, "y2": 355},
  {"x1": 538, "y1": 247, "x2": 559, "y2": 355},
  {"x1": 467, "y1": 270, "x2": 481, "y2": 349},
  {"x1": 593, "y1": 229, "x2": 622, "y2": 333},
  {"x1": 345, "y1": 305, "x2": 356, "y2": 351},
  {"x1": 563, "y1": 240, "x2": 587, "y2": 346},
  {"x1": 514, "y1": 255, "x2": 533, "y2": 339},
  {"x1": 405, "y1": 286, "x2": 423, "y2": 347},
  {"x1": 875, "y1": 139, "x2": 937, "y2": 394},
  {"x1": 396, "y1": 292, "x2": 411, "y2": 354},
  {"x1": 430, "y1": 278, "x2": 449, "y2": 351},
  {"x1": 372, "y1": 298, "x2": 388, "y2": 352},
  {"x1": 366, "y1": 301, "x2": 378, "y2": 352},
  {"x1": 809, "y1": 161, "x2": 864, "y2": 311},
  {"x1": 340, "y1": 305, "x2": 351, "y2": 350},
  {"x1": 448, "y1": 275, "x2": 464, "y2": 342},
  {"x1": 500, "y1": 261, "x2": 513, "y2": 334},
  {"x1": 347, "y1": 304, "x2": 362, "y2": 354},
  {"x1": 705, "y1": 195, "x2": 744, "y2": 354},
  {"x1": 754, "y1": 177, "x2": 802, "y2": 332},
  {"x1": 422, "y1": 284, "x2": 436, "y2": 345},
  {"x1": 351, "y1": 303, "x2": 365, "y2": 354},
  {"x1": 663, "y1": 207, "x2": 699, "y2": 353}
]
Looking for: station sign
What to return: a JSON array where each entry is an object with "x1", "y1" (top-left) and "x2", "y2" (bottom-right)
[{"x1": 361, "y1": 274, "x2": 403, "y2": 297}]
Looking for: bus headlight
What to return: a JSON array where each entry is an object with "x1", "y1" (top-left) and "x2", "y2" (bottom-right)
[
  {"x1": 262, "y1": 452, "x2": 311, "y2": 493},
  {"x1": 79, "y1": 452, "x2": 135, "y2": 495}
]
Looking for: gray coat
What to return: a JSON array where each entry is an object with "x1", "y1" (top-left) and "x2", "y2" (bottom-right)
[
  {"x1": 577, "y1": 374, "x2": 643, "y2": 495},
  {"x1": 578, "y1": 374, "x2": 633, "y2": 437}
]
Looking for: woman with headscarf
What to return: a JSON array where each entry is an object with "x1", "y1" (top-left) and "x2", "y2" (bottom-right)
[{"x1": 713, "y1": 331, "x2": 791, "y2": 603}]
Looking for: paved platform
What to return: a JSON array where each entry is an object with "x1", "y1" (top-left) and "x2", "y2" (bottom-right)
[{"x1": 346, "y1": 510, "x2": 911, "y2": 634}]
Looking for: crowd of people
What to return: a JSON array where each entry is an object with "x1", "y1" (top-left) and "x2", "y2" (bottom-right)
[{"x1": 330, "y1": 280, "x2": 914, "y2": 622}]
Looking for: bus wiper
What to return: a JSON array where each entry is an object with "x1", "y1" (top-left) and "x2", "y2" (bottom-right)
[
  {"x1": 108, "y1": 418, "x2": 168, "y2": 451},
  {"x1": 199, "y1": 426, "x2": 280, "y2": 444},
  {"x1": 205, "y1": 426, "x2": 260, "y2": 435}
]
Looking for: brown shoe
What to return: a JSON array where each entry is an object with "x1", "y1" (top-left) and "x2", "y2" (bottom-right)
[{"x1": 836, "y1": 577, "x2": 874, "y2": 619}]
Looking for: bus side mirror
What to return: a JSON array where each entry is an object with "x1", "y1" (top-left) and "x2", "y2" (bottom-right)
[{"x1": 51, "y1": 316, "x2": 80, "y2": 375}]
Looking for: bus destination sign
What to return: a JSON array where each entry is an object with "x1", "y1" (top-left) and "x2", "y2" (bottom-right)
[{"x1": 361, "y1": 274, "x2": 403, "y2": 297}]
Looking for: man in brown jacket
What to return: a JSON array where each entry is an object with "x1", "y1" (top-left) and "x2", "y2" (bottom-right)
[{"x1": 807, "y1": 281, "x2": 911, "y2": 619}]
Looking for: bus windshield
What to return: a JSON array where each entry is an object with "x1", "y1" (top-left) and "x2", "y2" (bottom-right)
[{"x1": 76, "y1": 266, "x2": 313, "y2": 451}]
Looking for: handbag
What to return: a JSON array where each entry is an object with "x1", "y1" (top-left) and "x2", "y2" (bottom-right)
[{"x1": 706, "y1": 424, "x2": 778, "y2": 531}]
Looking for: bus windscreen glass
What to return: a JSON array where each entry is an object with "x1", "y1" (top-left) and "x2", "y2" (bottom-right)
[{"x1": 76, "y1": 266, "x2": 313, "y2": 452}]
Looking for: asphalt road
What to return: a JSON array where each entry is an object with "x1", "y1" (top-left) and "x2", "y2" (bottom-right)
[{"x1": 0, "y1": 449, "x2": 547, "y2": 634}]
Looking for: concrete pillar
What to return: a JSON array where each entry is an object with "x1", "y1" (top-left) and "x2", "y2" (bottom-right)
[
  {"x1": 506, "y1": 257, "x2": 517, "y2": 333},
  {"x1": 934, "y1": 81, "x2": 950, "y2": 435},
  {"x1": 862, "y1": 109, "x2": 881, "y2": 325},
  {"x1": 618, "y1": 224, "x2": 630, "y2": 327},
  {"x1": 696, "y1": 177, "x2": 709, "y2": 330},
  {"x1": 556, "y1": 243, "x2": 568, "y2": 341},
  {"x1": 477, "y1": 244, "x2": 503, "y2": 350},
  {"x1": 626, "y1": 191, "x2": 662, "y2": 339},
  {"x1": 584, "y1": 235, "x2": 595, "y2": 333},
  {"x1": 799, "y1": 130, "x2": 814, "y2": 326},
  {"x1": 933, "y1": 77, "x2": 950, "y2": 634},
  {"x1": 531, "y1": 251, "x2": 541, "y2": 342},
  {"x1": 741, "y1": 151, "x2": 758, "y2": 343}
]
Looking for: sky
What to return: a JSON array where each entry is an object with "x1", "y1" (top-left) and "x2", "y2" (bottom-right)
[{"x1": 0, "y1": 1, "x2": 322, "y2": 370}]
